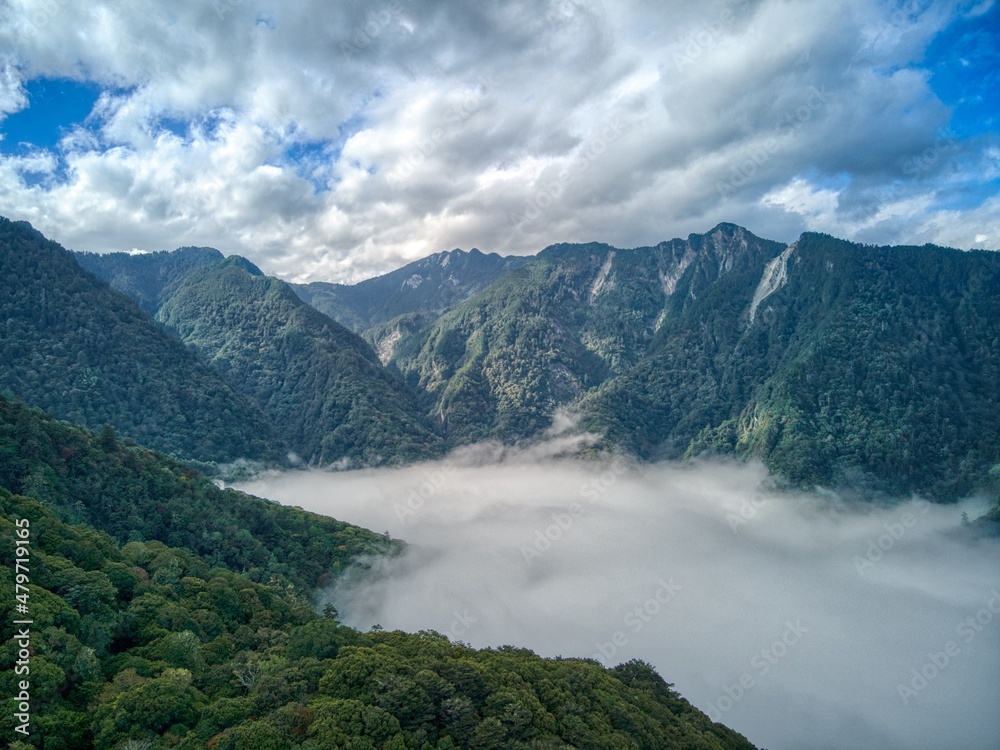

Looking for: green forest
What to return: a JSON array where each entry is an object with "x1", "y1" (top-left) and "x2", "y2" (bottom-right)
[
  {"x1": 64, "y1": 216, "x2": 1000, "y2": 509},
  {"x1": 0, "y1": 219, "x2": 283, "y2": 465},
  {"x1": 0, "y1": 399, "x2": 755, "y2": 749}
]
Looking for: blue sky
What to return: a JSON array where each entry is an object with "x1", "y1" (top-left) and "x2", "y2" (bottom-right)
[
  {"x1": 0, "y1": 0, "x2": 997, "y2": 281},
  {"x1": 0, "y1": 78, "x2": 102, "y2": 153},
  {"x1": 923, "y1": 2, "x2": 999, "y2": 137}
]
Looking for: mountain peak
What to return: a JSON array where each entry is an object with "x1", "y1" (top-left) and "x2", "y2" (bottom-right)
[{"x1": 220, "y1": 254, "x2": 264, "y2": 276}]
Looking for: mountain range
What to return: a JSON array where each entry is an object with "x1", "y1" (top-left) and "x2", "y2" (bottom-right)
[
  {"x1": 5, "y1": 215, "x2": 1000, "y2": 507},
  {"x1": 2, "y1": 212, "x2": 998, "y2": 747}
]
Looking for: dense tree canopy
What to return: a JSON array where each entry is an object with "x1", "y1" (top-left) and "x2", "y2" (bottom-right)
[
  {"x1": 0, "y1": 396, "x2": 394, "y2": 593},
  {"x1": 155, "y1": 259, "x2": 444, "y2": 466},
  {"x1": 0, "y1": 435, "x2": 756, "y2": 749},
  {"x1": 0, "y1": 218, "x2": 282, "y2": 464}
]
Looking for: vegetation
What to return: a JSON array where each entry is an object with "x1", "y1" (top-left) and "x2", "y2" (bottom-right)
[
  {"x1": 155, "y1": 258, "x2": 444, "y2": 466},
  {"x1": 0, "y1": 404, "x2": 756, "y2": 749},
  {"x1": 75, "y1": 246, "x2": 224, "y2": 315},
  {"x1": 21, "y1": 214, "x2": 1000, "y2": 500},
  {"x1": 386, "y1": 225, "x2": 784, "y2": 444},
  {"x1": 292, "y1": 248, "x2": 528, "y2": 334},
  {"x1": 0, "y1": 396, "x2": 394, "y2": 593},
  {"x1": 0, "y1": 218, "x2": 282, "y2": 465},
  {"x1": 587, "y1": 233, "x2": 1000, "y2": 498}
]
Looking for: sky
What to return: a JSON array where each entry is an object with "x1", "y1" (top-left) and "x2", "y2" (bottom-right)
[
  {"x1": 0, "y1": 0, "x2": 998, "y2": 282},
  {"x1": 237, "y1": 447, "x2": 1000, "y2": 750}
]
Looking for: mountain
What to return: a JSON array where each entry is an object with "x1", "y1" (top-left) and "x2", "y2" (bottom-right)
[
  {"x1": 384, "y1": 224, "x2": 785, "y2": 443},
  {"x1": 75, "y1": 245, "x2": 224, "y2": 315},
  {"x1": 377, "y1": 223, "x2": 1000, "y2": 499},
  {"x1": 292, "y1": 247, "x2": 529, "y2": 338},
  {"x1": 0, "y1": 395, "x2": 391, "y2": 592},
  {"x1": 583, "y1": 232, "x2": 1000, "y2": 498},
  {"x1": 155, "y1": 257, "x2": 444, "y2": 466},
  {"x1": 0, "y1": 218, "x2": 282, "y2": 464},
  {"x1": 61, "y1": 217, "x2": 1000, "y2": 500},
  {"x1": 0, "y1": 399, "x2": 756, "y2": 750}
]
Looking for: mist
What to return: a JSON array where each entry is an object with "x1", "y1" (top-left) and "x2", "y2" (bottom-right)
[{"x1": 237, "y1": 447, "x2": 1000, "y2": 750}]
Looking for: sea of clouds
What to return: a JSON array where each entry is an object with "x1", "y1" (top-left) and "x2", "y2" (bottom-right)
[{"x1": 238, "y1": 442, "x2": 1000, "y2": 750}]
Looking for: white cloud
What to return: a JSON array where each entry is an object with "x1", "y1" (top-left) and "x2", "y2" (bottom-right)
[
  {"x1": 0, "y1": 0, "x2": 996, "y2": 280},
  {"x1": 237, "y1": 455, "x2": 1000, "y2": 750}
]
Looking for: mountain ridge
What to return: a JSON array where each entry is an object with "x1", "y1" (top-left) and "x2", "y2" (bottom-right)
[
  {"x1": 60, "y1": 217, "x2": 1000, "y2": 506},
  {"x1": 155, "y1": 258, "x2": 444, "y2": 466},
  {"x1": 0, "y1": 218, "x2": 283, "y2": 465}
]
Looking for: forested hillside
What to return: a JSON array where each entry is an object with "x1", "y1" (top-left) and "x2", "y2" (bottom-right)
[
  {"x1": 0, "y1": 396, "x2": 391, "y2": 592},
  {"x1": 292, "y1": 248, "x2": 528, "y2": 336},
  {"x1": 0, "y1": 218, "x2": 282, "y2": 464},
  {"x1": 0, "y1": 401, "x2": 756, "y2": 750},
  {"x1": 584, "y1": 233, "x2": 1000, "y2": 498},
  {"x1": 383, "y1": 225, "x2": 785, "y2": 443},
  {"x1": 75, "y1": 246, "x2": 224, "y2": 315},
  {"x1": 45, "y1": 215, "x2": 1000, "y2": 503},
  {"x1": 156, "y1": 258, "x2": 443, "y2": 466}
]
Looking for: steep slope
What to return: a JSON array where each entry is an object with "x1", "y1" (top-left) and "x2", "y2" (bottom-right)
[
  {"x1": 75, "y1": 245, "x2": 224, "y2": 315},
  {"x1": 386, "y1": 224, "x2": 783, "y2": 443},
  {"x1": 293, "y1": 247, "x2": 529, "y2": 334},
  {"x1": 0, "y1": 218, "x2": 281, "y2": 464},
  {"x1": 0, "y1": 395, "x2": 392, "y2": 592},
  {"x1": 585, "y1": 232, "x2": 1000, "y2": 498},
  {"x1": 156, "y1": 258, "x2": 443, "y2": 466}
]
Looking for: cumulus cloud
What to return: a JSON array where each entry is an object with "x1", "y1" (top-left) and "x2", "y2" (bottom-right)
[
  {"x1": 239, "y1": 455, "x2": 1000, "y2": 750},
  {"x1": 0, "y1": 0, "x2": 996, "y2": 280}
]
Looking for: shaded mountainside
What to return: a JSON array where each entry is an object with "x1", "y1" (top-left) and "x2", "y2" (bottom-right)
[
  {"x1": 53, "y1": 216, "x2": 1000, "y2": 503},
  {"x1": 156, "y1": 258, "x2": 443, "y2": 466},
  {"x1": 0, "y1": 218, "x2": 282, "y2": 464},
  {"x1": 293, "y1": 247, "x2": 529, "y2": 336},
  {"x1": 75, "y1": 245, "x2": 224, "y2": 315},
  {"x1": 0, "y1": 402, "x2": 757, "y2": 750},
  {"x1": 584, "y1": 233, "x2": 1000, "y2": 499}
]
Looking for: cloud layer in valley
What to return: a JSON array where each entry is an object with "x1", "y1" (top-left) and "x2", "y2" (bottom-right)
[
  {"x1": 239, "y1": 450, "x2": 1000, "y2": 750},
  {"x1": 1, "y1": 0, "x2": 998, "y2": 281}
]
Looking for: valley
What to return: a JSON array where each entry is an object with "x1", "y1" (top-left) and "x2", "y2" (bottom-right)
[{"x1": 1, "y1": 216, "x2": 998, "y2": 749}]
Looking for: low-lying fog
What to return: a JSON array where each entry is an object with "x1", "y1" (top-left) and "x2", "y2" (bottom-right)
[{"x1": 237, "y1": 442, "x2": 1000, "y2": 750}]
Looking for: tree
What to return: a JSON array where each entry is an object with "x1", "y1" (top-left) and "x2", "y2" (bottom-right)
[{"x1": 98, "y1": 423, "x2": 118, "y2": 452}]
